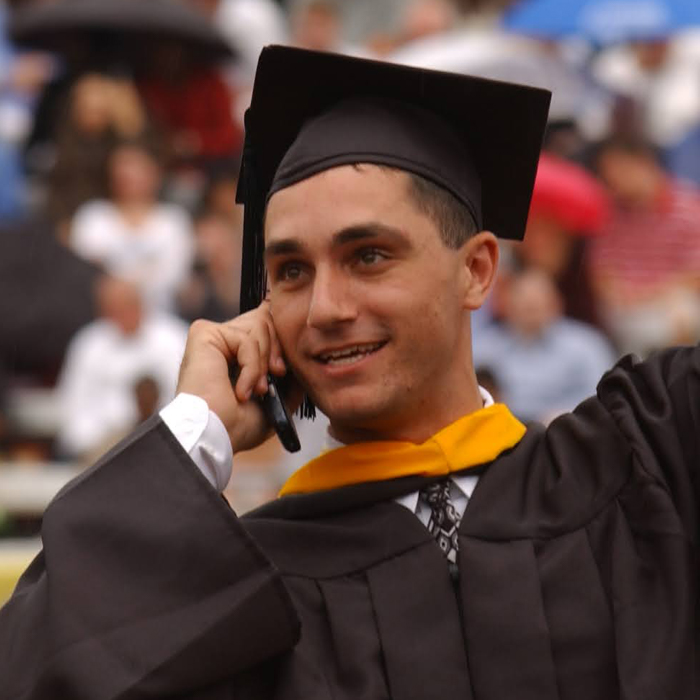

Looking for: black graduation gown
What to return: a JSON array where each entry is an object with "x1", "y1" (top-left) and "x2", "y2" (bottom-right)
[{"x1": 1, "y1": 346, "x2": 699, "y2": 699}]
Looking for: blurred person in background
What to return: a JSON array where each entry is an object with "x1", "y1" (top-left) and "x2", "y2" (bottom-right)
[
  {"x1": 47, "y1": 73, "x2": 149, "y2": 240},
  {"x1": 56, "y1": 276, "x2": 187, "y2": 462},
  {"x1": 22, "y1": 27, "x2": 146, "y2": 184},
  {"x1": 187, "y1": 0, "x2": 288, "y2": 136},
  {"x1": 198, "y1": 164, "x2": 244, "y2": 230},
  {"x1": 388, "y1": 7, "x2": 613, "y2": 150},
  {"x1": 177, "y1": 210, "x2": 242, "y2": 323},
  {"x1": 289, "y1": 0, "x2": 368, "y2": 56},
  {"x1": 666, "y1": 117, "x2": 700, "y2": 188},
  {"x1": 176, "y1": 167, "x2": 243, "y2": 323},
  {"x1": 508, "y1": 152, "x2": 611, "y2": 329},
  {"x1": 588, "y1": 134, "x2": 700, "y2": 355},
  {"x1": 592, "y1": 30, "x2": 700, "y2": 150},
  {"x1": 79, "y1": 374, "x2": 162, "y2": 466},
  {"x1": 398, "y1": 0, "x2": 459, "y2": 46},
  {"x1": 0, "y1": 0, "x2": 52, "y2": 221},
  {"x1": 190, "y1": 0, "x2": 288, "y2": 83},
  {"x1": 22, "y1": 41, "x2": 84, "y2": 180},
  {"x1": 473, "y1": 266, "x2": 615, "y2": 423},
  {"x1": 132, "y1": 375, "x2": 161, "y2": 425},
  {"x1": 69, "y1": 140, "x2": 194, "y2": 313},
  {"x1": 136, "y1": 40, "x2": 243, "y2": 187},
  {"x1": 365, "y1": 0, "x2": 459, "y2": 56}
]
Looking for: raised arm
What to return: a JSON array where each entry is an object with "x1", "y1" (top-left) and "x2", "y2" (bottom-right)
[
  {"x1": 0, "y1": 306, "x2": 301, "y2": 699},
  {"x1": 597, "y1": 344, "x2": 700, "y2": 544}
]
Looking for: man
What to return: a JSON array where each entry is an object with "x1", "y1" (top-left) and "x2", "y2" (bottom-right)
[
  {"x1": 56, "y1": 276, "x2": 187, "y2": 461},
  {"x1": 473, "y1": 267, "x2": 615, "y2": 423},
  {"x1": 588, "y1": 135, "x2": 700, "y2": 355},
  {"x1": 1, "y1": 47, "x2": 698, "y2": 700}
]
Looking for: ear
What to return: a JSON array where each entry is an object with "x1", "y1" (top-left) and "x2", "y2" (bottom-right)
[{"x1": 461, "y1": 231, "x2": 499, "y2": 310}]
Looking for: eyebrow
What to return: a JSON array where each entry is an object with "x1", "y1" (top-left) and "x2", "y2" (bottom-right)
[{"x1": 264, "y1": 223, "x2": 406, "y2": 259}]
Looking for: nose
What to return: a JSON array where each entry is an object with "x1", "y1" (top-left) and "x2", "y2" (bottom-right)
[{"x1": 306, "y1": 266, "x2": 357, "y2": 329}]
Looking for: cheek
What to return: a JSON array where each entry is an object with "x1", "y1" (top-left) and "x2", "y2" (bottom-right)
[
  {"x1": 269, "y1": 295, "x2": 308, "y2": 350},
  {"x1": 380, "y1": 280, "x2": 458, "y2": 346}
]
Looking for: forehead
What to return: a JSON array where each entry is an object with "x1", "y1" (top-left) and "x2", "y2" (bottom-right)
[
  {"x1": 264, "y1": 164, "x2": 414, "y2": 241},
  {"x1": 111, "y1": 147, "x2": 156, "y2": 168},
  {"x1": 597, "y1": 147, "x2": 653, "y2": 169}
]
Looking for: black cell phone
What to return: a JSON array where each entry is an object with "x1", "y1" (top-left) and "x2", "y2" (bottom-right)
[
  {"x1": 229, "y1": 364, "x2": 301, "y2": 453},
  {"x1": 258, "y1": 374, "x2": 301, "y2": 453}
]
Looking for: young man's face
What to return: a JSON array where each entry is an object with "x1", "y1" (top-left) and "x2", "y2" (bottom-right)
[{"x1": 264, "y1": 164, "x2": 476, "y2": 442}]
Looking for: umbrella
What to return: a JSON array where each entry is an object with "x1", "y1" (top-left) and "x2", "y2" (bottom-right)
[
  {"x1": 8, "y1": 0, "x2": 234, "y2": 66},
  {"x1": 528, "y1": 154, "x2": 611, "y2": 234},
  {"x1": 389, "y1": 29, "x2": 611, "y2": 127},
  {"x1": 502, "y1": 0, "x2": 700, "y2": 45}
]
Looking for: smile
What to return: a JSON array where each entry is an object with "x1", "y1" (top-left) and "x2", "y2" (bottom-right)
[{"x1": 315, "y1": 342, "x2": 386, "y2": 366}]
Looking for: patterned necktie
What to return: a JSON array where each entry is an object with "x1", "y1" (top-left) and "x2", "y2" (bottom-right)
[{"x1": 419, "y1": 480, "x2": 462, "y2": 564}]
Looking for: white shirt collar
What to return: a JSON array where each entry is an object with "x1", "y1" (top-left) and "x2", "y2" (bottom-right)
[{"x1": 322, "y1": 387, "x2": 492, "y2": 515}]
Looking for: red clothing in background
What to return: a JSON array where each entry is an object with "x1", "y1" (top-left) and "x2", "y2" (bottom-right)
[
  {"x1": 588, "y1": 181, "x2": 700, "y2": 298},
  {"x1": 138, "y1": 69, "x2": 243, "y2": 162}
]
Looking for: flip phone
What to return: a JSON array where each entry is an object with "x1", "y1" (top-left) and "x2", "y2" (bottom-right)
[
  {"x1": 258, "y1": 374, "x2": 301, "y2": 452},
  {"x1": 229, "y1": 364, "x2": 301, "y2": 453}
]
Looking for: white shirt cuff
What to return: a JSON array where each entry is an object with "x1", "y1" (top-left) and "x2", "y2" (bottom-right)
[{"x1": 159, "y1": 393, "x2": 233, "y2": 492}]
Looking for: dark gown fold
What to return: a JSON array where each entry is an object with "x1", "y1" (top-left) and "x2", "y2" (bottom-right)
[
  {"x1": 1, "y1": 346, "x2": 699, "y2": 699},
  {"x1": 0, "y1": 417, "x2": 300, "y2": 700}
]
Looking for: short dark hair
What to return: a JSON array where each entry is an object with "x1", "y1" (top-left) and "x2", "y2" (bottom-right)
[
  {"x1": 352, "y1": 163, "x2": 479, "y2": 248},
  {"x1": 405, "y1": 171, "x2": 479, "y2": 248},
  {"x1": 265, "y1": 162, "x2": 479, "y2": 248}
]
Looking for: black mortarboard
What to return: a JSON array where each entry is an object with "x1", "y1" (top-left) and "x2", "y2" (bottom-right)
[
  {"x1": 237, "y1": 45, "x2": 551, "y2": 309},
  {"x1": 236, "y1": 45, "x2": 551, "y2": 416}
]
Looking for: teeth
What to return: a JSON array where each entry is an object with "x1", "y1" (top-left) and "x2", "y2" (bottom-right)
[{"x1": 319, "y1": 343, "x2": 382, "y2": 363}]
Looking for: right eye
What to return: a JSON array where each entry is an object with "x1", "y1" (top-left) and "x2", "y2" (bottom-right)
[{"x1": 274, "y1": 261, "x2": 306, "y2": 283}]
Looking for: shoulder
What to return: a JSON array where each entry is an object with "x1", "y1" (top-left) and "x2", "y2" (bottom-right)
[
  {"x1": 65, "y1": 320, "x2": 116, "y2": 359},
  {"x1": 73, "y1": 200, "x2": 116, "y2": 223},
  {"x1": 593, "y1": 346, "x2": 700, "y2": 478},
  {"x1": 155, "y1": 202, "x2": 190, "y2": 220},
  {"x1": 151, "y1": 203, "x2": 192, "y2": 231},
  {"x1": 146, "y1": 314, "x2": 190, "y2": 343},
  {"x1": 70, "y1": 201, "x2": 119, "y2": 247},
  {"x1": 456, "y1": 404, "x2": 635, "y2": 541},
  {"x1": 597, "y1": 345, "x2": 698, "y2": 405}
]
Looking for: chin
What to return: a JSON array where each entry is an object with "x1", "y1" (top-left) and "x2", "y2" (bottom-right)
[
  {"x1": 311, "y1": 389, "x2": 401, "y2": 435},
  {"x1": 316, "y1": 397, "x2": 380, "y2": 425}
]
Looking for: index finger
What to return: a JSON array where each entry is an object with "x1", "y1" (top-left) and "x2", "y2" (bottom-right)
[{"x1": 257, "y1": 299, "x2": 287, "y2": 376}]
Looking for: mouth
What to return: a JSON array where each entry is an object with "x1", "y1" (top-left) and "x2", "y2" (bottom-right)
[{"x1": 314, "y1": 341, "x2": 387, "y2": 367}]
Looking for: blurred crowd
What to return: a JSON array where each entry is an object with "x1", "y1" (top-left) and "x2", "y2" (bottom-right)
[{"x1": 2, "y1": 0, "x2": 700, "y2": 519}]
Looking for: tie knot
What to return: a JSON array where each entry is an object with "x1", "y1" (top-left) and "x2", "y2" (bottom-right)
[
  {"x1": 419, "y1": 480, "x2": 452, "y2": 508},
  {"x1": 419, "y1": 480, "x2": 461, "y2": 563}
]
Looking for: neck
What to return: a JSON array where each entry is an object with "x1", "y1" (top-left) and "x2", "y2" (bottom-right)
[
  {"x1": 328, "y1": 374, "x2": 484, "y2": 445},
  {"x1": 117, "y1": 200, "x2": 152, "y2": 224}
]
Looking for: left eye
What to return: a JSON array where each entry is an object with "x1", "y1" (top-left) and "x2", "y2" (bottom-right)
[{"x1": 358, "y1": 248, "x2": 384, "y2": 265}]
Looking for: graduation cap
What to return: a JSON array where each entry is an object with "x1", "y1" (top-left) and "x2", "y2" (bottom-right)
[{"x1": 236, "y1": 45, "x2": 551, "y2": 415}]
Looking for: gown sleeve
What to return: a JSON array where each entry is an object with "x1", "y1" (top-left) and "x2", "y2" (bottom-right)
[
  {"x1": 597, "y1": 344, "x2": 700, "y2": 545},
  {"x1": 0, "y1": 416, "x2": 300, "y2": 700}
]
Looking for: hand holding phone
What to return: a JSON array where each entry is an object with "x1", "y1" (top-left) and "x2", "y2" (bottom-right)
[
  {"x1": 177, "y1": 305, "x2": 302, "y2": 453},
  {"x1": 229, "y1": 365, "x2": 301, "y2": 452}
]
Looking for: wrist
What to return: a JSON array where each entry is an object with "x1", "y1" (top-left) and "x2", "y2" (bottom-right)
[{"x1": 160, "y1": 393, "x2": 234, "y2": 491}]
